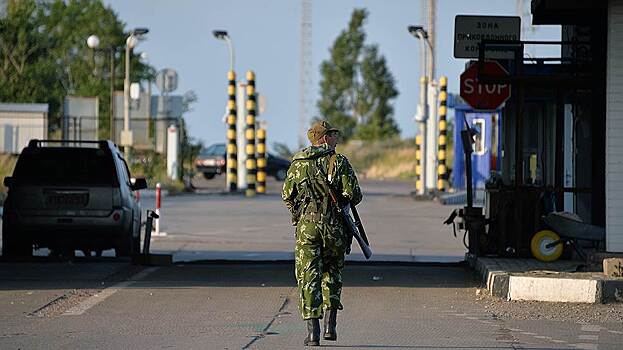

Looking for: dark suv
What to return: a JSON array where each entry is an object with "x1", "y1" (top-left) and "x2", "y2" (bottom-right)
[{"x1": 2, "y1": 140, "x2": 147, "y2": 258}]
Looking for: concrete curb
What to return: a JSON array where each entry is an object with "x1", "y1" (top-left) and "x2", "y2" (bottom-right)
[
  {"x1": 475, "y1": 258, "x2": 510, "y2": 299},
  {"x1": 475, "y1": 257, "x2": 623, "y2": 303}
]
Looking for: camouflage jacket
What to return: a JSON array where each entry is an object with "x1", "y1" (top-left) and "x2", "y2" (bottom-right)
[{"x1": 282, "y1": 144, "x2": 362, "y2": 225}]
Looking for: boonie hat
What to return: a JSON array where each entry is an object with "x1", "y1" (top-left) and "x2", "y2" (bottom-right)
[{"x1": 307, "y1": 121, "x2": 339, "y2": 144}]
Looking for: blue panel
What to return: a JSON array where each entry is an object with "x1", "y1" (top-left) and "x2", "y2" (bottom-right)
[{"x1": 452, "y1": 105, "x2": 502, "y2": 190}]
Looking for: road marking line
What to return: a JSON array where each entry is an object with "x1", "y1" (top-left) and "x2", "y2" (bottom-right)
[
  {"x1": 62, "y1": 267, "x2": 159, "y2": 316},
  {"x1": 551, "y1": 339, "x2": 567, "y2": 343},
  {"x1": 608, "y1": 330, "x2": 623, "y2": 335},
  {"x1": 572, "y1": 343, "x2": 597, "y2": 350},
  {"x1": 534, "y1": 335, "x2": 550, "y2": 339},
  {"x1": 520, "y1": 332, "x2": 537, "y2": 336},
  {"x1": 579, "y1": 334, "x2": 598, "y2": 341},
  {"x1": 581, "y1": 325, "x2": 601, "y2": 332}
]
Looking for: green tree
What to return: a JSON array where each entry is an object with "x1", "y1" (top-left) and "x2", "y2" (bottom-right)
[
  {"x1": 0, "y1": 1, "x2": 61, "y2": 115},
  {"x1": 316, "y1": 8, "x2": 399, "y2": 141},
  {"x1": 0, "y1": 0, "x2": 154, "y2": 137},
  {"x1": 353, "y1": 45, "x2": 399, "y2": 140}
]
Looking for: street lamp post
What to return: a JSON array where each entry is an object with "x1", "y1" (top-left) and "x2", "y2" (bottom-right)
[
  {"x1": 408, "y1": 25, "x2": 434, "y2": 196},
  {"x1": 121, "y1": 28, "x2": 149, "y2": 159},
  {"x1": 86, "y1": 34, "x2": 116, "y2": 141},
  {"x1": 213, "y1": 30, "x2": 235, "y2": 72},
  {"x1": 214, "y1": 30, "x2": 239, "y2": 192}
]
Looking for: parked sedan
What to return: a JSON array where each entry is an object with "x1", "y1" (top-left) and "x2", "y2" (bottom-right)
[{"x1": 195, "y1": 143, "x2": 290, "y2": 181}]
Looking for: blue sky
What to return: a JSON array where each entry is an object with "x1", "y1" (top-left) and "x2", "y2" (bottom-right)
[{"x1": 102, "y1": 0, "x2": 560, "y2": 150}]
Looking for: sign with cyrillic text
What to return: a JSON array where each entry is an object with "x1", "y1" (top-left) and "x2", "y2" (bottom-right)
[{"x1": 454, "y1": 15, "x2": 521, "y2": 59}]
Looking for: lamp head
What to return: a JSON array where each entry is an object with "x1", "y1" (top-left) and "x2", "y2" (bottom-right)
[
  {"x1": 126, "y1": 28, "x2": 149, "y2": 49},
  {"x1": 126, "y1": 35, "x2": 139, "y2": 49},
  {"x1": 408, "y1": 25, "x2": 428, "y2": 39},
  {"x1": 132, "y1": 28, "x2": 149, "y2": 35},
  {"x1": 213, "y1": 30, "x2": 229, "y2": 40},
  {"x1": 86, "y1": 35, "x2": 100, "y2": 49}
]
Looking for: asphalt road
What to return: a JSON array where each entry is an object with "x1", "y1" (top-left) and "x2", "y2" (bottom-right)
[
  {"x1": 145, "y1": 177, "x2": 467, "y2": 263},
  {"x1": 1, "y1": 262, "x2": 622, "y2": 349},
  {"x1": 1, "y1": 178, "x2": 622, "y2": 349}
]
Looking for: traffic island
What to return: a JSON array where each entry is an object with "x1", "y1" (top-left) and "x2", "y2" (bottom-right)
[{"x1": 475, "y1": 257, "x2": 623, "y2": 303}]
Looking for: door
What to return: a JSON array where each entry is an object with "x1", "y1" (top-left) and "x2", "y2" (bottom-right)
[
  {"x1": 466, "y1": 113, "x2": 493, "y2": 188},
  {"x1": 563, "y1": 104, "x2": 575, "y2": 212}
]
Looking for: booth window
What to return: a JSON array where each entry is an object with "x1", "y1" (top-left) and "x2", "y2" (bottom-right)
[{"x1": 473, "y1": 118, "x2": 487, "y2": 155}]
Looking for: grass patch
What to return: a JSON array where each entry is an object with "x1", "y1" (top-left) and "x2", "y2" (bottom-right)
[
  {"x1": 337, "y1": 138, "x2": 417, "y2": 180},
  {"x1": 129, "y1": 151, "x2": 187, "y2": 194}
]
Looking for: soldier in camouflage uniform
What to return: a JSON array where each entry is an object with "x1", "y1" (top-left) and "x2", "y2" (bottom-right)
[{"x1": 282, "y1": 121, "x2": 362, "y2": 346}]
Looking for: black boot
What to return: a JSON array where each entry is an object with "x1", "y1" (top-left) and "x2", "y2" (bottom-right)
[
  {"x1": 323, "y1": 309, "x2": 338, "y2": 341},
  {"x1": 304, "y1": 318, "x2": 320, "y2": 346}
]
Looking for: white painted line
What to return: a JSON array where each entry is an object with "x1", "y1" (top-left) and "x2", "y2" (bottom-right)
[
  {"x1": 551, "y1": 339, "x2": 567, "y2": 343},
  {"x1": 534, "y1": 335, "x2": 550, "y2": 339},
  {"x1": 63, "y1": 267, "x2": 159, "y2": 316},
  {"x1": 509, "y1": 328, "x2": 523, "y2": 332},
  {"x1": 581, "y1": 325, "x2": 601, "y2": 332},
  {"x1": 520, "y1": 332, "x2": 537, "y2": 336},
  {"x1": 579, "y1": 334, "x2": 598, "y2": 341},
  {"x1": 608, "y1": 330, "x2": 623, "y2": 335},
  {"x1": 572, "y1": 343, "x2": 597, "y2": 350}
]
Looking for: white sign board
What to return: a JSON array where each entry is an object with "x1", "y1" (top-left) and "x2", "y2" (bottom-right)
[
  {"x1": 454, "y1": 15, "x2": 521, "y2": 59},
  {"x1": 156, "y1": 68, "x2": 178, "y2": 93}
]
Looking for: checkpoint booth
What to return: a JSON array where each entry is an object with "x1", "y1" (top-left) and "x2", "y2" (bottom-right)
[{"x1": 448, "y1": 12, "x2": 607, "y2": 260}]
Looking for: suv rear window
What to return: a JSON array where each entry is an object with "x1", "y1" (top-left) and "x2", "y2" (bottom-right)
[{"x1": 13, "y1": 148, "x2": 118, "y2": 186}]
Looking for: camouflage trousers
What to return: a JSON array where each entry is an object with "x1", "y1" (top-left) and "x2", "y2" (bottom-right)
[{"x1": 294, "y1": 218, "x2": 348, "y2": 320}]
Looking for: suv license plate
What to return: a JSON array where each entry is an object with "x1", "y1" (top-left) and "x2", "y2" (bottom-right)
[{"x1": 44, "y1": 192, "x2": 89, "y2": 208}]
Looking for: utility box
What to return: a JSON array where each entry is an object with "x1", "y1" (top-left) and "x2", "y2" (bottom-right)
[
  {"x1": 0, "y1": 103, "x2": 48, "y2": 154},
  {"x1": 114, "y1": 92, "x2": 151, "y2": 149},
  {"x1": 63, "y1": 96, "x2": 99, "y2": 141}
]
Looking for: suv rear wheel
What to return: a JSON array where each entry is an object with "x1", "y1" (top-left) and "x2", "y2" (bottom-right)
[
  {"x1": 2, "y1": 221, "x2": 32, "y2": 257},
  {"x1": 115, "y1": 215, "x2": 140, "y2": 257},
  {"x1": 115, "y1": 236, "x2": 133, "y2": 257}
]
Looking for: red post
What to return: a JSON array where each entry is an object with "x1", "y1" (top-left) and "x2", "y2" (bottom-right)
[{"x1": 155, "y1": 183, "x2": 161, "y2": 210}]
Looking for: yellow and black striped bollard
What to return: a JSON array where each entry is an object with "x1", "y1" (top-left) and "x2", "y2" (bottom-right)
[
  {"x1": 415, "y1": 134, "x2": 423, "y2": 193},
  {"x1": 226, "y1": 70, "x2": 237, "y2": 192},
  {"x1": 257, "y1": 128, "x2": 267, "y2": 194},
  {"x1": 437, "y1": 76, "x2": 449, "y2": 192},
  {"x1": 245, "y1": 71, "x2": 257, "y2": 197}
]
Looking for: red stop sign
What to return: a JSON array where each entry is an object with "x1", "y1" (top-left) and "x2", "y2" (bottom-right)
[{"x1": 460, "y1": 61, "x2": 511, "y2": 110}]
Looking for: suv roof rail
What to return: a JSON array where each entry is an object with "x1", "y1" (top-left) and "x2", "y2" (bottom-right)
[{"x1": 27, "y1": 139, "x2": 114, "y2": 150}]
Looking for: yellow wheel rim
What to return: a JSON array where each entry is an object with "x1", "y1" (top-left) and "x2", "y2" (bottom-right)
[{"x1": 531, "y1": 230, "x2": 563, "y2": 262}]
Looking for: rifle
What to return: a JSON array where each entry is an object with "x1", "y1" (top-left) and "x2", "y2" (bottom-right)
[{"x1": 326, "y1": 189, "x2": 373, "y2": 260}]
